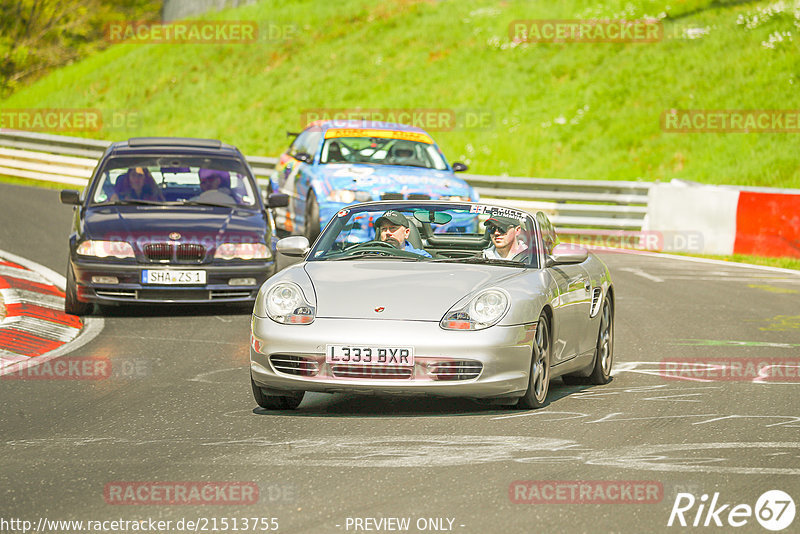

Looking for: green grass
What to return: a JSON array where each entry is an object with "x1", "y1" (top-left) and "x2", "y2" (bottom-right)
[
  {"x1": 2, "y1": 0, "x2": 800, "y2": 188},
  {"x1": 673, "y1": 252, "x2": 800, "y2": 271}
]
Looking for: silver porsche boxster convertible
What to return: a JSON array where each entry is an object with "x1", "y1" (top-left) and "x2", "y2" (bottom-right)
[{"x1": 249, "y1": 201, "x2": 614, "y2": 410}]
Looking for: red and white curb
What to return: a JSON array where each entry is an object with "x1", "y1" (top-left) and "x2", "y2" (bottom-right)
[{"x1": 0, "y1": 249, "x2": 103, "y2": 375}]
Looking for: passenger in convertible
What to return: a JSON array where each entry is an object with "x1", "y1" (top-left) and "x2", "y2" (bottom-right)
[
  {"x1": 483, "y1": 215, "x2": 529, "y2": 260},
  {"x1": 374, "y1": 210, "x2": 432, "y2": 258}
]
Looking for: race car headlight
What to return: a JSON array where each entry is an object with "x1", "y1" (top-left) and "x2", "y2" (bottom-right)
[
  {"x1": 328, "y1": 189, "x2": 372, "y2": 203},
  {"x1": 76, "y1": 240, "x2": 135, "y2": 259},
  {"x1": 215, "y1": 243, "x2": 271, "y2": 260},
  {"x1": 265, "y1": 282, "x2": 315, "y2": 324},
  {"x1": 440, "y1": 289, "x2": 509, "y2": 330}
]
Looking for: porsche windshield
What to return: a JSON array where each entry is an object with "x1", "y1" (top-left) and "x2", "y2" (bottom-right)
[
  {"x1": 89, "y1": 157, "x2": 259, "y2": 208},
  {"x1": 319, "y1": 137, "x2": 448, "y2": 170},
  {"x1": 308, "y1": 204, "x2": 539, "y2": 267}
]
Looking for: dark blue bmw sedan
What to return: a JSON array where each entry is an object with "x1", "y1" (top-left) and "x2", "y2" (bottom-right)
[{"x1": 60, "y1": 137, "x2": 287, "y2": 315}]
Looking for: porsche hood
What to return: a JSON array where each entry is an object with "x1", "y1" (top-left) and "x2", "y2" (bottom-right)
[{"x1": 304, "y1": 261, "x2": 524, "y2": 321}]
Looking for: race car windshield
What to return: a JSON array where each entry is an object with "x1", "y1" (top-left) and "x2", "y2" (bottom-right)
[
  {"x1": 319, "y1": 137, "x2": 448, "y2": 170},
  {"x1": 89, "y1": 158, "x2": 258, "y2": 208},
  {"x1": 308, "y1": 204, "x2": 540, "y2": 268}
]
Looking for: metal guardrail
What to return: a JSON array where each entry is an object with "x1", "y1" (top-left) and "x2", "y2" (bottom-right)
[{"x1": 0, "y1": 129, "x2": 650, "y2": 230}]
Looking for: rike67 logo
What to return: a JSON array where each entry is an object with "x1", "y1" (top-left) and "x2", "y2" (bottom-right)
[{"x1": 668, "y1": 490, "x2": 795, "y2": 531}]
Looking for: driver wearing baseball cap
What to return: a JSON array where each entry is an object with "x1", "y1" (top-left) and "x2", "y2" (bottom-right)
[
  {"x1": 483, "y1": 215, "x2": 528, "y2": 260},
  {"x1": 374, "y1": 210, "x2": 432, "y2": 258}
]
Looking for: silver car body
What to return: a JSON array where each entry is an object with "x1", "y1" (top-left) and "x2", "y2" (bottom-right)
[{"x1": 250, "y1": 201, "x2": 613, "y2": 407}]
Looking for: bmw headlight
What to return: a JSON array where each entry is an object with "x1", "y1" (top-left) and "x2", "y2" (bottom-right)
[
  {"x1": 215, "y1": 243, "x2": 271, "y2": 260},
  {"x1": 76, "y1": 240, "x2": 135, "y2": 259},
  {"x1": 265, "y1": 282, "x2": 315, "y2": 324},
  {"x1": 440, "y1": 289, "x2": 509, "y2": 330},
  {"x1": 328, "y1": 189, "x2": 372, "y2": 203}
]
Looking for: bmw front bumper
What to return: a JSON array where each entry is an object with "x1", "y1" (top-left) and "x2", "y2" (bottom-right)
[{"x1": 71, "y1": 259, "x2": 276, "y2": 305}]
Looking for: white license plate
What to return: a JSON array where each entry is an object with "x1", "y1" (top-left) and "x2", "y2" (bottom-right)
[
  {"x1": 326, "y1": 344, "x2": 414, "y2": 366},
  {"x1": 141, "y1": 270, "x2": 206, "y2": 285}
]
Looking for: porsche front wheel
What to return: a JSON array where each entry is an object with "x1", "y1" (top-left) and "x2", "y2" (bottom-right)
[
  {"x1": 517, "y1": 313, "x2": 551, "y2": 409},
  {"x1": 251, "y1": 375, "x2": 304, "y2": 410}
]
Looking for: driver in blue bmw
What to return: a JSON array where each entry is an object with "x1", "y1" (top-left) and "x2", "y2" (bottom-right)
[{"x1": 374, "y1": 210, "x2": 432, "y2": 257}]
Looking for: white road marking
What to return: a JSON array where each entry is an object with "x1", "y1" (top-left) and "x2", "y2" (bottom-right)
[
  {"x1": 0, "y1": 288, "x2": 64, "y2": 310},
  {"x1": 0, "y1": 249, "x2": 104, "y2": 377},
  {"x1": 0, "y1": 316, "x2": 81, "y2": 342},
  {"x1": 618, "y1": 267, "x2": 664, "y2": 282}
]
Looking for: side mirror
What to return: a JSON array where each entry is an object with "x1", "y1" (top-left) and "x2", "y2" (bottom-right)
[
  {"x1": 276, "y1": 236, "x2": 310, "y2": 257},
  {"x1": 267, "y1": 193, "x2": 289, "y2": 208},
  {"x1": 293, "y1": 152, "x2": 312, "y2": 164},
  {"x1": 547, "y1": 243, "x2": 588, "y2": 266},
  {"x1": 451, "y1": 162, "x2": 468, "y2": 172},
  {"x1": 60, "y1": 190, "x2": 81, "y2": 205}
]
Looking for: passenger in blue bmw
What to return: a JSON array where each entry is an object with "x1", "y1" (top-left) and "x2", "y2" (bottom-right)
[{"x1": 375, "y1": 210, "x2": 432, "y2": 257}]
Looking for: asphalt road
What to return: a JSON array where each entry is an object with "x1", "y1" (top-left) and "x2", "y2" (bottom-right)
[{"x1": 1, "y1": 182, "x2": 798, "y2": 534}]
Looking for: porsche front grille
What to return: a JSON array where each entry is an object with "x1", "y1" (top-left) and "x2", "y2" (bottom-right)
[
  {"x1": 143, "y1": 243, "x2": 206, "y2": 263},
  {"x1": 270, "y1": 355, "x2": 319, "y2": 377},
  {"x1": 427, "y1": 360, "x2": 483, "y2": 381},
  {"x1": 331, "y1": 365, "x2": 413, "y2": 379}
]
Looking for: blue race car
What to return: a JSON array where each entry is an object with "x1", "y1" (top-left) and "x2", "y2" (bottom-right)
[{"x1": 272, "y1": 120, "x2": 478, "y2": 242}]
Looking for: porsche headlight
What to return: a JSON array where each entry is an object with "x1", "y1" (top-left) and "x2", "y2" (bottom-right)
[
  {"x1": 76, "y1": 240, "x2": 135, "y2": 259},
  {"x1": 440, "y1": 289, "x2": 509, "y2": 330},
  {"x1": 215, "y1": 243, "x2": 271, "y2": 260},
  {"x1": 328, "y1": 189, "x2": 372, "y2": 203},
  {"x1": 265, "y1": 282, "x2": 315, "y2": 324}
]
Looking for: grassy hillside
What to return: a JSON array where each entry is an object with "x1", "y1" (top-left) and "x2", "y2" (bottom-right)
[{"x1": 2, "y1": 0, "x2": 800, "y2": 187}]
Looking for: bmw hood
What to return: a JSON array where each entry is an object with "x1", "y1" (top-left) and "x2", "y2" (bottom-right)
[
  {"x1": 304, "y1": 261, "x2": 523, "y2": 321},
  {"x1": 319, "y1": 164, "x2": 475, "y2": 199},
  {"x1": 83, "y1": 206, "x2": 265, "y2": 243}
]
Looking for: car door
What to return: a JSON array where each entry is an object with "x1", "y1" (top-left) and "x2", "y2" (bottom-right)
[
  {"x1": 537, "y1": 212, "x2": 591, "y2": 364},
  {"x1": 296, "y1": 130, "x2": 322, "y2": 231}
]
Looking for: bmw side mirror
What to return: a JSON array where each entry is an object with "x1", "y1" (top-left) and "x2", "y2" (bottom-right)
[
  {"x1": 277, "y1": 236, "x2": 311, "y2": 257},
  {"x1": 294, "y1": 152, "x2": 312, "y2": 163},
  {"x1": 267, "y1": 193, "x2": 289, "y2": 208},
  {"x1": 451, "y1": 162, "x2": 468, "y2": 172},
  {"x1": 548, "y1": 243, "x2": 589, "y2": 266},
  {"x1": 60, "y1": 190, "x2": 81, "y2": 205}
]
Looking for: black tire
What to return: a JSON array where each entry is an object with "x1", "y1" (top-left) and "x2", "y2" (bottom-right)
[
  {"x1": 64, "y1": 262, "x2": 91, "y2": 316},
  {"x1": 304, "y1": 190, "x2": 321, "y2": 243},
  {"x1": 251, "y1": 375, "x2": 304, "y2": 410},
  {"x1": 587, "y1": 297, "x2": 614, "y2": 384},
  {"x1": 516, "y1": 312, "x2": 551, "y2": 409}
]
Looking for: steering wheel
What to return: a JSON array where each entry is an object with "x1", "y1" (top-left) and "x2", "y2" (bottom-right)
[{"x1": 347, "y1": 240, "x2": 400, "y2": 252}]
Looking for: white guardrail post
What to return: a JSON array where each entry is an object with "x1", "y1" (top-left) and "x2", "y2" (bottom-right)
[{"x1": 0, "y1": 129, "x2": 651, "y2": 235}]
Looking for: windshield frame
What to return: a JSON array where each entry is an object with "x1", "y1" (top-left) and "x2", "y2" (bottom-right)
[
  {"x1": 307, "y1": 201, "x2": 543, "y2": 268},
  {"x1": 87, "y1": 154, "x2": 262, "y2": 210},
  {"x1": 318, "y1": 136, "x2": 449, "y2": 170}
]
